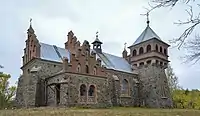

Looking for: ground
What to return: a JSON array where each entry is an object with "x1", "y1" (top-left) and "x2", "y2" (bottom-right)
[{"x1": 0, "y1": 107, "x2": 200, "y2": 116}]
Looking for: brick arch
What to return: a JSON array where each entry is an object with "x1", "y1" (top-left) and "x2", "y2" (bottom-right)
[
  {"x1": 146, "y1": 44, "x2": 151, "y2": 52},
  {"x1": 85, "y1": 65, "x2": 89, "y2": 73},
  {"x1": 139, "y1": 47, "x2": 144, "y2": 55},
  {"x1": 77, "y1": 63, "x2": 81, "y2": 72},
  {"x1": 80, "y1": 84, "x2": 87, "y2": 96},
  {"x1": 132, "y1": 49, "x2": 137, "y2": 56},
  {"x1": 160, "y1": 46, "x2": 163, "y2": 53},
  {"x1": 93, "y1": 66, "x2": 97, "y2": 75},
  {"x1": 155, "y1": 44, "x2": 158, "y2": 51},
  {"x1": 88, "y1": 85, "x2": 96, "y2": 96}
]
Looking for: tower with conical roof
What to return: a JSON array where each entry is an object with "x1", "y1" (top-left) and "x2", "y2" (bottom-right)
[
  {"x1": 128, "y1": 13, "x2": 172, "y2": 108},
  {"x1": 128, "y1": 13, "x2": 170, "y2": 68}
]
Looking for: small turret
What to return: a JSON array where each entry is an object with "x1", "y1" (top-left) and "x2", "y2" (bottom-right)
[
  {"x1": 92, "y1": 32, "x2": 103, "y2": 53},
  {"x1": 122, "y1": 42, "x2": 127, "y2": 58}
]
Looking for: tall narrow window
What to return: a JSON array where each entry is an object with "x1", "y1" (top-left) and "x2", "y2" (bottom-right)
[
  {"x1": 164, "y1": 49, "x2": 167, "y2": 55},
  {"x1": 139, "y1": 47, "x2": 144, "y2": 54},
  {"x1": 93, "y1": 66, "x2": 97, "y2": 75},
  {"x1": 86, "y1": 65, "x2": 89, "y2": 73},
  {"x1": 156, "y1": 60, "x2": 159, "y2": 64},
  {"x1": 88, "y1": 85, "x2": 95, "y2": 96},
  {"x1": 146, "y1": 45, "x2": 151, "y2": 52},
  {"x1": 121, "y1": 79, "x2": 129, "y2": 95},
  {"x1": 77, "y1": 63, "x2": 81, "y2": 73},
  {"x1": 156, "y1": 44, "x2": 158, "y2": 51},
  {"x1": 160, "y1": 47, "x2": 163, "y2": 53},
  {"x1": 132, "y1": 49, "x2": 137, "y2": 56},
  {"x1": 80, "y1": 84, "x2": 87, "y2": 96}
]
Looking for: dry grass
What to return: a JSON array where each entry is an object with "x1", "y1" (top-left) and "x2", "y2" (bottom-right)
[{"x1": 0, "y1": 107, "x2": 200, "y2": 116}]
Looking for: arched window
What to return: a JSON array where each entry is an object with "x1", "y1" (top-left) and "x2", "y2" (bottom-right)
[
  {"x1": 156, "y1": 60, "x2": 159, "y2": 64},
  {"x1": 146, "y1": 45, "x2": 151, "y2": 52},
  {"x1": 132, "y1": 49, "x2": 137, "y2": 56},
  {"x1": 86, "y1": 65, "x2": 89, "y2": 73},
  {"x1": 156, "y1": 45, "x2": 158, "y2": 51},
  {"x1": 93, "y1": 66, "x2": 97, "y2": 75},
  {"x1": 147, "y1": 60, "x2": 151, "y2": 64},
  {"x1": 77, "y1": 63, "x2": 81, "y2": 73},
  {"x1": 139, "y1": 47, "x2": 144, "y2": 54},
  {"x1": 80, "y1": 84, "x2": 87, "y2": 96},
  {"x1": 121, "y1": 79, "x2": 129, "y2": 95},
  {"x1": 139, "y1": 62, "x2": 144, "y2": 66},
  {"x1": 160, "y1": 47, "x2": 163, "y2": 53},
  {"x1": 164, "y1": 49, "x2": 167, "y2": 55},
  {"x1": 88, "y1": 85, "x2": 95, "y2": 96}
]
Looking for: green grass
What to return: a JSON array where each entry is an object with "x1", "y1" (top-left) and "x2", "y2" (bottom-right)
[{"x1": 0, "y1": 107, "x2": 200, "y2": 116}]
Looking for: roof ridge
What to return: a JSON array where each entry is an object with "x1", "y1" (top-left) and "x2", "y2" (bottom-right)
[{"x1": 132, "y1": 25, "x2": 161, "y2": 45}]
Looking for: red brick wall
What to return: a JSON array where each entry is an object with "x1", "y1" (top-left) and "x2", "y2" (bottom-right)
[
  {"x1": 23, "y1": 30, "x2": 40, "y2": 65},
  {"x1": 63, "y1": 31, "x2": 106, "y2": 77}
]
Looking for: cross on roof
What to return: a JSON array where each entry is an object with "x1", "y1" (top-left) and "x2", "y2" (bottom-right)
[
  {"x1": 30, "y1": 18, "x2": 33, "y2": 26},
  {"x1": 141, "y1": 12, "x2": 150, "y2": 25},
  {"x1": 124, "y1": 42, "x2": 127, "y2": 50}
]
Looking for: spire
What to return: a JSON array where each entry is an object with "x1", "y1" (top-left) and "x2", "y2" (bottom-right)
[
  {"x1": 146, "y1": 12, "x2": 150, "y2": 26},
  {"x1": 124, "y1": 42, "x2": 127, "y2": 51},
  {"x1": 28, "y1": 18, "x2": 35, "y2": 34},
  {"x1": 96, "y1": 31, "x2": 98, "y2": 39},
  {"x1": 122, "y1": 42, "x2": 127, "y2": 58},
  {"x1": 92, "y1": 31, "x2": 102, "y2": 44}
]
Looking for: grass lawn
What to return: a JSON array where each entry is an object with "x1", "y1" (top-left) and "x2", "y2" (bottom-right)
[{"x1": 0, "y1": 107, "x2": 200, "y2": 116}]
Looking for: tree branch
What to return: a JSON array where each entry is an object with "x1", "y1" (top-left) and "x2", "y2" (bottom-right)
[{"x1": 149, "y1": 0, "x2": 200, "y2": 64}]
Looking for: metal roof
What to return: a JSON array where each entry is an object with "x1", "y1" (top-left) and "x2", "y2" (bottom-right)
[
  {"x1": 40, "y1": 43, "x2": 132, "y2": 73},
  {"x1": 40, "y1": 43, "x2": 70, "y2": 62},
  {"x1": 133, "y1": 25, "x2": 161, "y2": 45}
]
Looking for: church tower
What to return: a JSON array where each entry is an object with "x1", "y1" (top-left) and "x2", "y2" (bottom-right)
[
  {"x1": 128, "y1": 14, "x2": 172, "y2": 108},
  {"x1": 92, "y1": 32, "x2": 103, "y2": 53},
  {"x1": 22, "y1": 19, "x2": 40, "y2": 65}
]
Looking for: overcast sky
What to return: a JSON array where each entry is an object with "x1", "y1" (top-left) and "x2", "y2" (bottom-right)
[{"x1": 0, "y1": 0, "x2": 199, "y2": 89}]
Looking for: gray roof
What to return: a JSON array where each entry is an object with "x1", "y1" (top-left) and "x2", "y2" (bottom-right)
[
  {"x1": 96, "y1": 52, "x2": 132, "y2": 73},
  {"x1": 40, "y1": 43, "x2": 70, "y2": 62},
  {"x1": 133, "y1": 25, "x2": 161, "y2": 45},
  {"x1": 39, "y1": 43, "x2": 132, "y2": 73}
]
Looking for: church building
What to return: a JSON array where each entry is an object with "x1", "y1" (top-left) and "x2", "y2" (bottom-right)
[{"x1": 16, "y1": 17, "x2": 172, "y2": 108}]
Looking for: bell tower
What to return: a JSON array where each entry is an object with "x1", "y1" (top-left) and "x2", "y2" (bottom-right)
[
  {"x1": 128, "y1": 13, "x2": 172, "y2": 108},
  {"x1": 128, "y1": 13, "x2": 170, "y2": 68},
  {"x1": 92, "y1": 32, "x2": 103, "y2": 53}
]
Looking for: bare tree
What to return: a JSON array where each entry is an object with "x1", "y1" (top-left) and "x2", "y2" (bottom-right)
[{"x1": 148, "y1": 0, "x2": 200, "y2": 63}]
